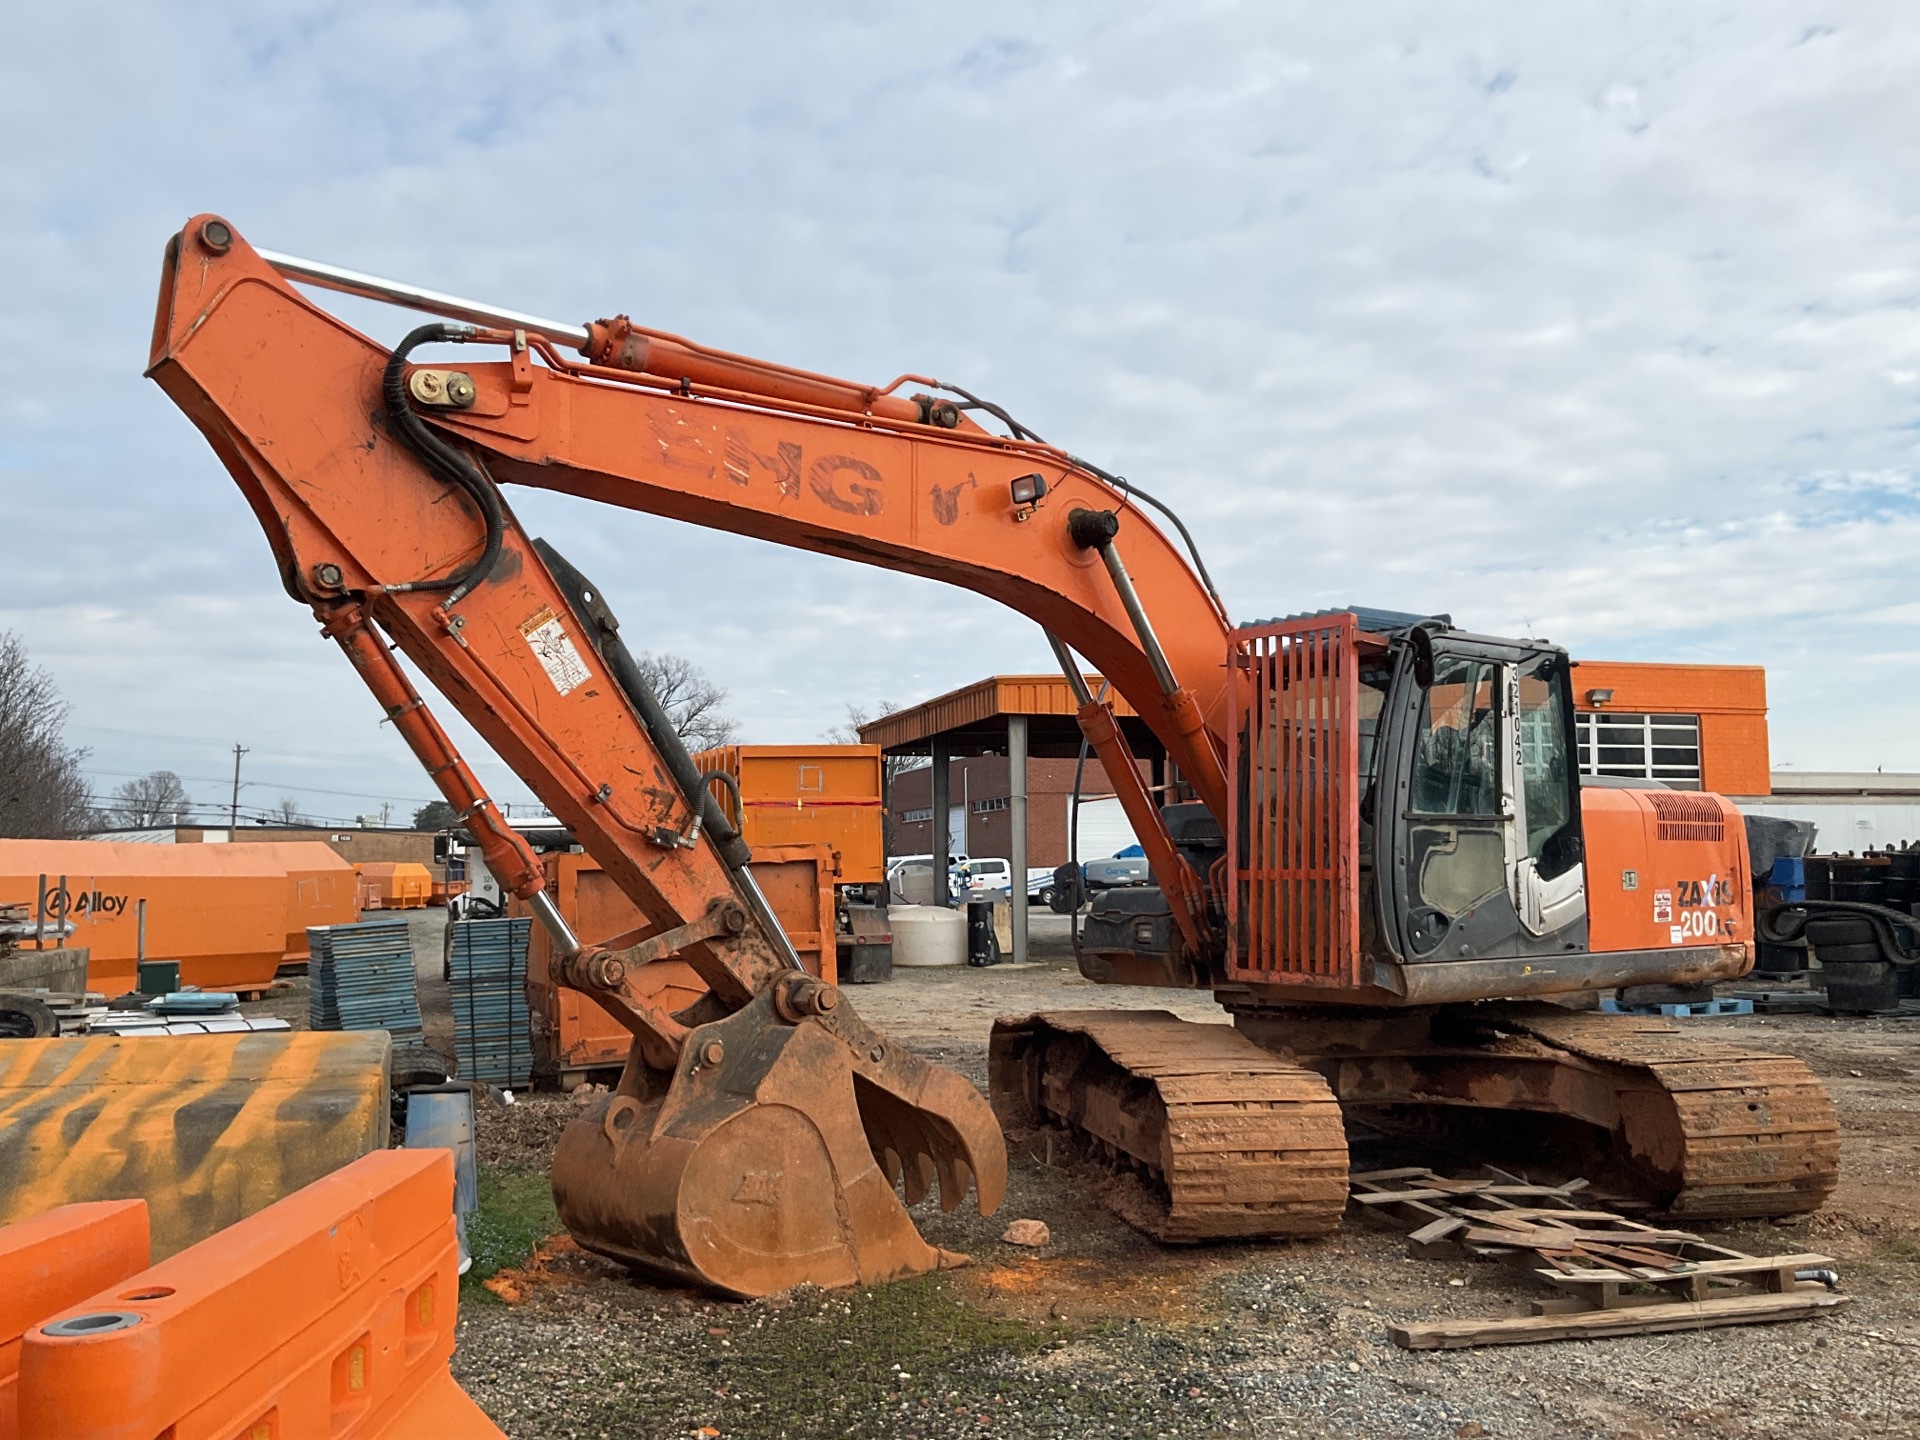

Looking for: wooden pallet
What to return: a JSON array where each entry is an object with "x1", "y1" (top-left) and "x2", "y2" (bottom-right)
[{"x1": 1351, "y1": 1167, "x2": 1847, "y2": 1349}]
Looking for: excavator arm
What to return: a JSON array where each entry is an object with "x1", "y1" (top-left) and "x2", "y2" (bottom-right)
[{"x1": 148, "y1": 216, "x2": 1029, "y2": 1297}]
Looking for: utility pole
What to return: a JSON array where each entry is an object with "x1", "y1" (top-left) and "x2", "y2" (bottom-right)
[{"x1": 229, "y1": 744, "x2": 248, "y2": 826}]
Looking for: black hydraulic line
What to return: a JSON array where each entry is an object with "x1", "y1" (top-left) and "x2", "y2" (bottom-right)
[
  {"x1": 703, "y1": 768, "x2": 744, "y2": 831},
  {"x1": 380, "y1": 324, "x2": 505, "y2": 604},
  {"x1": 1066, "y1": 453, "x2": 1222, "y2": 607},
  {"x1": 533, "y1": 538, "x2": 753, "y2": 873},
  {"x1": 922, "y1": 379, "x2": 1221, "y2": 607},
  {"x1": 1065, "y1": 677, "x2": 1113, "y2": 968},
  {"x1": 937, "y1": 382, "x2": 1042, "y2": 442}
]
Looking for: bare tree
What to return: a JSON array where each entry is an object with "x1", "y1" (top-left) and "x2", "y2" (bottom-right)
[
  {"x1": 0, "y1": 632, "x2": 91, "y2": 837},
  {"x1": 273, "y1": 796, "x2": 309, "y2": 825},
  {"x1": 108, "y1": 770, "x2": 190, "y2": 828},
  {"x1": 637, "y1": 651, "x2": 739, "y2": 751},
  {"x1": 826, "y1": 701, "x2": 925, "y2": 783}
]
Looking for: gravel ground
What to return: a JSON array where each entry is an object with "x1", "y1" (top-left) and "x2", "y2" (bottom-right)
[{"x1": 257, "y1": 911, "x2": 1920, "y2": 1438}]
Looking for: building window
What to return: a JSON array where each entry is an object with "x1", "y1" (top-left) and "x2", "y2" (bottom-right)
[
  {"x1": 1574, "y1": 712, "x2": 1702, "y2": 790},
  {"x1": 971, "y1": 796, "x2": 1008, "y2": 813},
  {"x1": 901, "y1": 807, "x2": 933, "y2": 823}
]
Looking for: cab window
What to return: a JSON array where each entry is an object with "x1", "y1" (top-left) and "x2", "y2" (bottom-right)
[
  {"x1": 1410, "y1": 657, "x2": 1499, "y2": 816},
  {"x1": 1516, "y1": 652, "x2": 1581, "y2": 878}
]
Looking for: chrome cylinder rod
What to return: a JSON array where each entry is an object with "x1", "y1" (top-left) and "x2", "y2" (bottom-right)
[
  {"x1": 1096, "y1": 545, "x2": 1182, "y2": 696},
  {"x1": 738, "y1": 866, "x2": 808, "y2": 971},
  {"x1": 526, "y1": 888, "x2": 583, "y2": 956},
  {"x1": 1044, "y1": 630, "x2": 1096, "y2": 706},
  {"x1": 259, "y1": 248, "x2": 592, "y2": 350}
]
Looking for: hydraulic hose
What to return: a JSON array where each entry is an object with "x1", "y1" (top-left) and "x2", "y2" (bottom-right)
[
  {"x1": 1067, "y1": 454, "x2": 1222, "y2": 608},
  {"x1": 1759, "y1": 899, "x2": 1919, "y2": 966},
  {"x1": 381, "y1": 323, "x2": 505, "y2": 605},
  {"x1": 917, "y1": 376, "x2": 1222, "y2": 609},
  {"x1": 533, "y1": 539, "x2": 753, "y2": 873}
]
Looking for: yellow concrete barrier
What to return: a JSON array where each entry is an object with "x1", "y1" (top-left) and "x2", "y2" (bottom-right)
[{"x1": 0, "y1": 1032, "x2": 390, "y2": 1258}]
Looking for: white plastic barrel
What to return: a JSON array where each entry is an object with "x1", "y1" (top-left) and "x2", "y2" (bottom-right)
[{"x1": 888, "y1": 904, "x2": 967, "y2": 967}]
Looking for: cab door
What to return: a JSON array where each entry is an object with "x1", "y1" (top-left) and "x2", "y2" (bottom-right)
[{"x1": 1377, "y1": 636, "x2": 1587, "y2": 962}]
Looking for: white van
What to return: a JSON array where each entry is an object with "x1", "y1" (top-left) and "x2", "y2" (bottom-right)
[{"x1": 957, "y1": 857, "x2": 1012, "y2": 896}]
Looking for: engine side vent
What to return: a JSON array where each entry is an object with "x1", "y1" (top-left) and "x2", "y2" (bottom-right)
[{"x1": 1648, "y1": 791, "x2": 1725, "y2": 843}]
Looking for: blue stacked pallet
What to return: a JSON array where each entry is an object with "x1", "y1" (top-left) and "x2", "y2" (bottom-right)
[
  {"x1": 307, "y1": 918, "x2": 425, "y2": 1046},
  {"x1": 449, "y1": 916, "x2": 532, "y2": 1087}
]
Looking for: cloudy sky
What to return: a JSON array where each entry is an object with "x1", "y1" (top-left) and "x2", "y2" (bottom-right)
[{"x1": 4, "y1": 3, "x2": 1917, "y2": 825}]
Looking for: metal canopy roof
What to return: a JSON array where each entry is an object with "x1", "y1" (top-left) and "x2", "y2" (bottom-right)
[{"x1": 856, "y1": 674, "x2": 1164, "y2": 761}]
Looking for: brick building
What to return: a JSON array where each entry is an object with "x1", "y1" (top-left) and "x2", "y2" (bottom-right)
[{"x1": 886, "y1": 755, "x2": 1146, "y2": 868}]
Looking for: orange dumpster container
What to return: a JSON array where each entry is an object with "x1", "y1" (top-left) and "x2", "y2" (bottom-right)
[
  {"x1": 260, "y1": 842, "x2": 359, "y2": 967},
  {"x1": 354, "y1": 861, "x2": 433, "y2": 911},
  {"x1": 516, "y1": 845, "x2": 836, "y2": 1087},
  {"x1": 694, "y1": 744, "x2": 885, "y2": 886},
  {"x1": 0, "y1": 840, "x2": 353, "y2": 995}
]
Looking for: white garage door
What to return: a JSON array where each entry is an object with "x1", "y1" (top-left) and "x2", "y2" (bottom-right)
[{"x1": 1072, "y1": 796, "x2": 1139, "y2": 862}]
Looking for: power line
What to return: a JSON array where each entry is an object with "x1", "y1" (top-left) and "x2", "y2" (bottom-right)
[
  {"x1": 65, "y1": 721, "x2": 407, "y2": 767},
  {"x1": 82, "y1": 765, "x2": 449, "y2": 805}
]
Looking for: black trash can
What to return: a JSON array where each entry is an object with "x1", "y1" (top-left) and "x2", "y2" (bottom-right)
[{"x1": 966, "y1": 900, "x2": 1002, "y2": 967}]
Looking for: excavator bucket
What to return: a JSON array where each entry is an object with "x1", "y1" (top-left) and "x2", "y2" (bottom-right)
[{"x1": 552, "y1": 988, "x2": 1006, "y2": 1298}]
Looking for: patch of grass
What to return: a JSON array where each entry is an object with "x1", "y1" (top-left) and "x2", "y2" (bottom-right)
[
  {"x1": 653, "y1": 1277, "x2": 1124, "y2": 1439},
  {"x1": 463, "y1": 1165, "x2": 560, "y2": 1296}
]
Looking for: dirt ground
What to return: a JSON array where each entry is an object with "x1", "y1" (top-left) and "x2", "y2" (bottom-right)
[{"x1": 314, "y1": 912, "x2": 1920, "y2": 1439}]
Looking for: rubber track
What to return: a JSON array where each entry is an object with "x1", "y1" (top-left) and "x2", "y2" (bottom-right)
[
  {"x1": 990, "y1": 1011, "x2": 1349, "y2": 1241},
  {"x1": 1498, "y1": 1005, "x2": 1840, "y2": 1217}
]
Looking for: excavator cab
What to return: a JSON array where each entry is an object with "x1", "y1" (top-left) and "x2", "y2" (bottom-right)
[{"x1": 1368, "y1": 622, "x2": 1589, "y2": 967}]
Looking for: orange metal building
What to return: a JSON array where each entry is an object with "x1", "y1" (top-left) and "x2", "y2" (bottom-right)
[{"x1": 1570, "y1": 661, "x2": 1769, "y2": 796}]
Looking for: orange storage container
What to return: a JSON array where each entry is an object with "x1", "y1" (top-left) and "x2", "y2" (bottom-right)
[
  {"x1": 694, "y1": 744, "x2": 885, "y2": 886},
  {"x1": 354, "y1": 860, "x2": 433, "y2": 910},
  {"x1": 516, "y1": 846, "x2": 837, "y2": 1088},
  {"x1": 270, "y1": 843, "x2": 360, "y2": 966},
  {"x1": 1570, "y1": 661, "x2": 1770, "y2": 796},
  {"x1": 0, "y1": 840, "x2": 356, "y2": 995}
]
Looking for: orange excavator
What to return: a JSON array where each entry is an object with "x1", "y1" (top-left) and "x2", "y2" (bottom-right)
[{"x1": 147, "y1": 216, "x2": 1838, "y2": 1294}]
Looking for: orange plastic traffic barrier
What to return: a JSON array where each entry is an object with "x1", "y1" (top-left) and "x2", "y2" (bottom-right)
[
  {"x1": 16, "y1": 1149, "x2": 501, "y2": 1440},
  {"x1": 0, "y1": 1201, "x2": 149, "y2": 1440}
]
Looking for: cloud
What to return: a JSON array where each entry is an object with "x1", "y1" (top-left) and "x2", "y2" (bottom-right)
[{"x1": 4, "y1": 0, "x2": 1919, "y2": 812}]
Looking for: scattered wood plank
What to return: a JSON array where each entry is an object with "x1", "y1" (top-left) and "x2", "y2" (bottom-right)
[
  {"x1": 1391, "y1": 1287, "x2": 1849, "y2": 1350},
  {"x1": 1353, "y1": 1167, "x2": 1847, "y2": 1349}
]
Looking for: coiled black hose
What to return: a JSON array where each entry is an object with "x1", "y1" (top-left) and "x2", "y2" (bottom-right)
[
  {"x1": 381, "y1": 323, "x2": 506, "y2": 604},
  {"x1": 1760, "y1": 900, "x2": 1919, "y2": 966}
]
